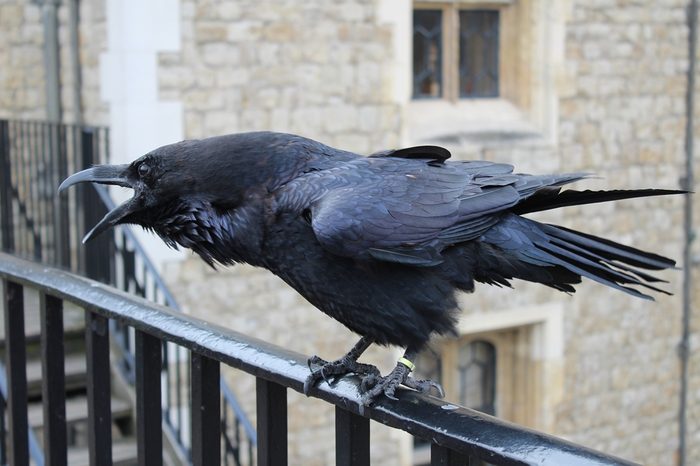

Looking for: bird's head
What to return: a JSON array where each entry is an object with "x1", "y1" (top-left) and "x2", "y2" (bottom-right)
[
  {"x1": 58, "y1": 141, "x2": 205, "y2": 243},
  {"x1": 59, "y1": 132, "x2": 309, "y2": 261}
]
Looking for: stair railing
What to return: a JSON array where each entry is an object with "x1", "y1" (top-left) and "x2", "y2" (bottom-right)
[{"x1": 0, "y1": 119, "x2": 255, "y2": 466}]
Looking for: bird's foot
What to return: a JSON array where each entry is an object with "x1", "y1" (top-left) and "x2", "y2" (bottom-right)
[
  {"x1": 359, "y1": 361, "x2": 445, "y2": 408},
  {"x1": 303, "y1": 354, "x2": 380, "y2": 395}
]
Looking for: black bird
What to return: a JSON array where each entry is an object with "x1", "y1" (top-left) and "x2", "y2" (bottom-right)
[{"x1": 59, "y1": 131, "x2": 679, "y2": 405}]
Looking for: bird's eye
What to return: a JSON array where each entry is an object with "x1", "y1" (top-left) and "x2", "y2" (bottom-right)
[{"x1": 138, "y1": 163, "x2": 150, "y2": 178}]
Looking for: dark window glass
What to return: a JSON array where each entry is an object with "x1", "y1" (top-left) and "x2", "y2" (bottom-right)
[
  {"x1": 457, "y1": 340, "x2": 496, "y2": 414},
  {"x1": 459, "y1": 10, "x2": 499, "y2": 98},
  {"x1": 413, "y1": 10, "x2": 443, "y2": 98}
]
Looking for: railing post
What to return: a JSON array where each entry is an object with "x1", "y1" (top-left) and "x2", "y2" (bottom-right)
[
  {"x1": 3, "y1": 280, "x2": 29, "y2": 465},
  {"x1": 81, "y1": 128, "x2": 111, "y2": 283},
  {"x1": 191, "y1": 352, "x2": 220, "y2": 466},
  {"x1": 256, "y1": 379, "x2": 287, "y2": 466},
  {"x1": 41, "y1": 293, "x2": 67, "y2": 466},
  {"x1": 85, "y1": 311, "x2": 112, "y2": 466},
  {"x1": 54, "y1": 123, "x2": 70, "y2": 268},
  {"x1": 0, "y1": 120, "x2": 13, "y2": 252},
  {"x1": 135, "y1": 330, "x2": 163, "y2": 466},
  {"x1": 335, "y1": 407, "x2": 369, "y2": 466}
]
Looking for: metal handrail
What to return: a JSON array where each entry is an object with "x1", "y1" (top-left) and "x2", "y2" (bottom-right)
[{"x1": 0, "y1": 252, "x2": 639, "y2": 466}]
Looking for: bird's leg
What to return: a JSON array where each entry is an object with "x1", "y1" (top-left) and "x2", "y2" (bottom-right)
[
  {"x1": 303, "y1": 336, "x2": 379, "y2": 395},
  {"x1": 359, "y1": 348, "x2": 445, "y2": 407}
]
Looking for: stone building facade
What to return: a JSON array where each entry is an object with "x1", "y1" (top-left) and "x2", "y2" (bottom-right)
[{"x1": 1, "y1": 0, "x2": 699, "y2": 465}]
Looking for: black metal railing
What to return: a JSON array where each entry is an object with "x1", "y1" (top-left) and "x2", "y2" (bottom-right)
[
  {"x1": 0, "y1": 119, "x2": 254, "y2": 465},
  {"x1": 0, "y1": 252, "x2": 639, "y2": 466}
]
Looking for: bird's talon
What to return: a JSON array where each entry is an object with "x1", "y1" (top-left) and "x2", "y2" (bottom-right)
[
  {"x1": 385, "y1": 391, "x2": 399, "y2": 401},
  {"x1": 432, "y1": 381, "x2": 446, "y2": 398},
  {"x1": 307, "y1": 355, "x2": 327, "y2": 368},
  {"x1": 360, "y1": 374, "x2": 382, "y2": 393}
]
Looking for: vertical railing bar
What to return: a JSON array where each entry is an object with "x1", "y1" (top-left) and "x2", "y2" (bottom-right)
[
  {"x1": 49, "y1": 122, "x2": 57, "y2": 264},
  {"x1": 7, "y1": 120, "x2": 15, "y2": 251},
  {"x1": 3, "y1": 280, "x2": 29, "y2": 465},
  {"x1": 41, "y1": 293, "x2": 67, "y2": 466},
  {"x1": 35, "y1": 121, "x2": 45, "y2": 262},
  {"x1": 430, "y1": 443, "x2": 471, "y2": 466},
  {"x1": 221, "y1": 401, "x2": 227, "y2": 466},
  {"x1": 162, "y1": 340, "x2": 170, "y2": 420},
  {"x1": 175, "y1": 347, "x2": 183, "y2": 441},
  {"x1": 186, "y1": 347, "x2": 191, "y2": 452},
  {"x1": 35, "y1": 121, "x2": 44, "y2": 262},
  {"x1": 256, "y1": 378, "x2": 287, "y2": 466},
  {"x1": 0, "y1": 120, "x2": 13, "y2": 252},
  {"x1": 85, "y1": 311, "x2": 112, "y2": 466},
  {"x1": 21, "y1": 121, "x2": 29, "y2": 255},
  {"x1": 0, "y1": 389, "x2": 6, "y2": 465},
  {"x1": 16, "y1": 123, "x2": 25, "y2": 254},
  {"x1": 28, "y1": 122, "x2": 39, "y2": 260},
  {"x1": 56, "y1": 123, "x2": 70, "y2": 268},
  {"x1": 135, "y1": 330, "x2": 163, "y2": 466},
  {"x1": 191, "y1": 352, "x2": 220, "y2": 466},
  {"x1": 335, "y1": 406, "x2": 370, "y2": 466}
]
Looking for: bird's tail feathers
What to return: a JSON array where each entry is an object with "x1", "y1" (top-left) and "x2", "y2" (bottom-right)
[
  {"x1": 513, "y1": 188, "x2": 685, "y2": 215},
  {"x1": 533, "y1": 223, "x2": 676, "y2": 299},
  {"x1": 477, "y1": 215, "x2": 676, "y2": 300}
]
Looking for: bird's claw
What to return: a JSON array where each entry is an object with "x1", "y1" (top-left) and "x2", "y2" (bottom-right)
[
  {"x1": 358, "y1": 364, "x2": 445, "y2": 408},
  {"x1": 304, "y1": 354, "x2": 380, "y2": 396},
  {"x1": 403, "y1": 377, "x2": 445, "y2": 398}
]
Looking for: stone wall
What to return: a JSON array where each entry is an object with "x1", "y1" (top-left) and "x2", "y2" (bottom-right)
[
  {"x1": 0, "y1": 1, "x2": 46, "y2": 119},
  {"x1": 0, "y1": 0, "x2": 108, "y2": 124},
  {"x1": 556, "y1": 0, "x2": 689, "y2": 463},
  {"x1": 158, "y1": 0, "x2": 402, "y2": 153}
]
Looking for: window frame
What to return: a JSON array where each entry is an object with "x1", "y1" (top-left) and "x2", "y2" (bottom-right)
[{"x1": 413, "y1": 1, "x2": 506, "y2": 102}]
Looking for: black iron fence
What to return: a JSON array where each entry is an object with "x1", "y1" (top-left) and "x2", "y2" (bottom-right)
[
  {"x1": 0, "y1": 252, "x2": 639, "y2": 466},
  {"x1": 0, "y1": 119, "x2": 254, "y2": 465}
]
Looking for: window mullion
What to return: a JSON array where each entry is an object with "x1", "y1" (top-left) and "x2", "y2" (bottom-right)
[{"x1": 444, "y1": 6, "x2": 459, "y2": 102}]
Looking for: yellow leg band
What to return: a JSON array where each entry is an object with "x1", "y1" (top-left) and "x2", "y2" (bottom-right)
[{"x1": 398, "y1": 357, "x2": 415, "y2": 372}]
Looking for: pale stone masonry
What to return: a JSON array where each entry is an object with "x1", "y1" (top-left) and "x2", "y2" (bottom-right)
[
  {"x1": 158, "y1": 0, "x2": 403, "y2": 152},
  {"x1": 1, "y1": 0, "x2": 700, "y2": 464},
  {"x1": 0, "y1": 0, "x2": 107, "y2": 124}
]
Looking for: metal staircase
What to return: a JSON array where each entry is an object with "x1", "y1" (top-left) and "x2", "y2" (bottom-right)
[{"x1": 0, "y1": 119, "x2": 255, "y2": 465}]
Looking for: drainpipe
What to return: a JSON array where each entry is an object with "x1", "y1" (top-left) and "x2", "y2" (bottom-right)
[
  {"x1": 68, "y1": 0, "x2": 83, "y2": 125},
  {"x1": 41, "y1": 0, "x2": 62, "y2": 122},
  {"x1": 679, "y1": 1, "x2": 697, "y2": 465}
]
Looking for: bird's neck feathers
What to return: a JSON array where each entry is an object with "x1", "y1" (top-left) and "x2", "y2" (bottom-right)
[{"x1": 147, "y1": 198, "x2": 265, "y2": 268}]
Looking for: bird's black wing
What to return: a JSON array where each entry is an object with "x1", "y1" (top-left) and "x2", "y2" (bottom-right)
[{"x1": 305, "y1": 158, "x2": 580, "y2": 266}]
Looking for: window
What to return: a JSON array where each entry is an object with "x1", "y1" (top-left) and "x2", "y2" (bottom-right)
[
  {"x1": 413, "y1": 5, "x2": 500, "y2": 100},
  {"x1": 457, "y1": 340, "x2": 497, "y2": 414},
  {"x1": 412, "y1": 340, "x2": 497, "y2": 466}
]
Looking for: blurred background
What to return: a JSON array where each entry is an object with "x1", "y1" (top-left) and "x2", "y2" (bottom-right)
[{"x1": 0, "y1": 0, "x2": 698, "y2": 465}]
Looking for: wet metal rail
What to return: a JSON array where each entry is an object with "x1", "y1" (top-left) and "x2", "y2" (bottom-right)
[{"x1": 0, "y1": 252, "x2": 639, "y2": 466}]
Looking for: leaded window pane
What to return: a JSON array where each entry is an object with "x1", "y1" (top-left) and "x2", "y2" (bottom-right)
[
  {"x1": 459, "y1": 10, "x2": 499, "y2": 98},
  {"x1": 457, "y1": 340, "x2": 496, "y2": 415},
  {"x1": 413, "y1": 9, "x2": 443, "y2": 98}
]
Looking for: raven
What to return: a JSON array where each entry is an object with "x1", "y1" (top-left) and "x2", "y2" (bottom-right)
[{"x1": 59, "y1": 131, "x2": 679, "y2": 405}]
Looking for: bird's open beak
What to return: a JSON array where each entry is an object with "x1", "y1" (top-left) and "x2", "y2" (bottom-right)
[{"x1": 58, "y1": 164, "x2": 137, "y2": 243}]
